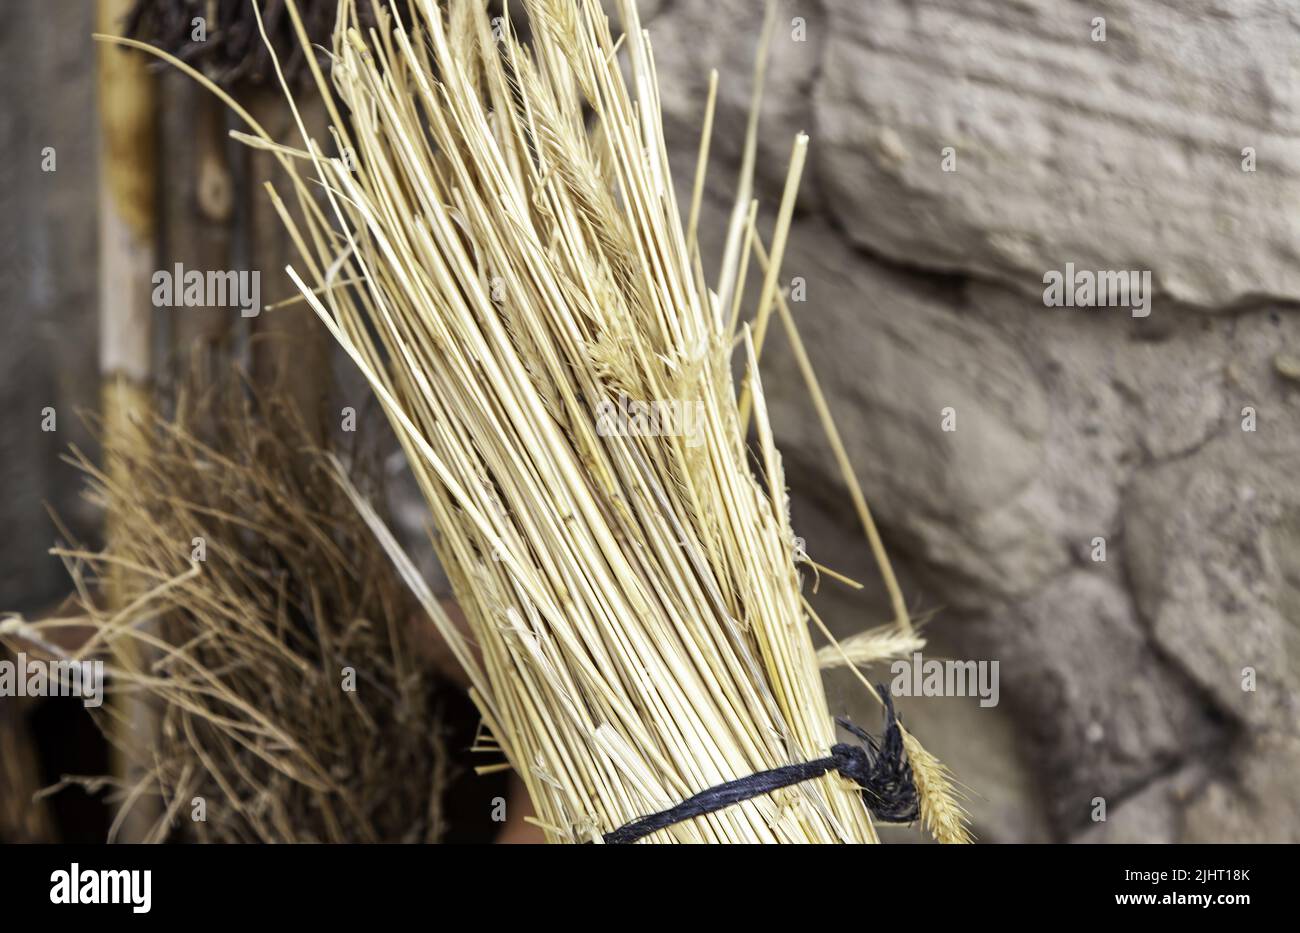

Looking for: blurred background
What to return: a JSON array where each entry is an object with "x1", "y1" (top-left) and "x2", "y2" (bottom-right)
[{"x1": 2, "y1": 0, "x2": 1298, "y2": 843}]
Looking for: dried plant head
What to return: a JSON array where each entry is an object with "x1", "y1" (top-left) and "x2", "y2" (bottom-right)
[
  {"x1": 901, "y1": 727, "x2": 973, "y2": 844},
  {"x1": 817, "y1": 624, "x2": 926, "y2": 671}
]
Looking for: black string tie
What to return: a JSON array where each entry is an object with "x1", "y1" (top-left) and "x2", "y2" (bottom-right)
[{"x1": 602, "y1": 689, "x2": 920, "y2": 844}]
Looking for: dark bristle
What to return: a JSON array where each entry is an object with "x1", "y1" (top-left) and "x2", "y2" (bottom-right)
[{"x1": 122, "y1": 0, "x2": 380, "y2": 88}]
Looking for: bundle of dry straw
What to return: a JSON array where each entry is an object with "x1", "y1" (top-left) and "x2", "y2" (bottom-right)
[
  {"x1": 108, "y1": 0, "x2": 968, "y2": 842},
  {"x1": 2, "y1": 389, "x2": 448, "y2": 843}
]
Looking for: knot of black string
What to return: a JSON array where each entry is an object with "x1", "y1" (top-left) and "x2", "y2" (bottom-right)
[{"x1": 602, "y1": 688, "x2": 919, "y2": 844}]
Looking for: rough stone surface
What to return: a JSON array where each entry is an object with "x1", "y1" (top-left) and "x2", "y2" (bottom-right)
[
  {"x1": 647, "y1": 0, "x2": 828, "y2": 211},
  {"x1": 988, "y1": 571, "x2": 1224, "y2": 831},
  {"x1": 811, "y1": 0, "x2": 1300, "y2": 309},
  {"x1": 1182, "y1": 734, "x2": 1300, "y2": 843},
  {"x1": 1073, "y1": 763, "x2": 1206, "y2": 844},
  {"x1": 698, "y1": 206, "x2": 1070, "y2": 610},
  {"x1": 1124, "y1": 438, "x2": 1300, "y2": 730}
]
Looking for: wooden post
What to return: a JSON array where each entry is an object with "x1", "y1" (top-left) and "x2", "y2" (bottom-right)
[
  {"x1": 247, "y1": 91, "x2": 330, "y2": 444},
  {"x1": 161, "y1": 75, "x2": 235, "y2": 412},
  {"x1": 96, "y1": 0, "x2": 159, "y2": 843}
]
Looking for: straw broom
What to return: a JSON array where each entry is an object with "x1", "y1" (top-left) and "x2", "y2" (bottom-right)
[
  {"x1": 276, "y1": 0, "x2": 933, "y2": 843},
  {"x1": 2, "y1": 387, "x2": 449, "y2": 843},
  {"x1": 105, "y1": 0, "x2": 968, "y2": 843}
]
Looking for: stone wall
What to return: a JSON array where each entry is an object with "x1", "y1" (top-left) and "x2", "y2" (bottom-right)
[{"x1": 647, "y1": 0, "x2": 1300, "y2": 841}]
